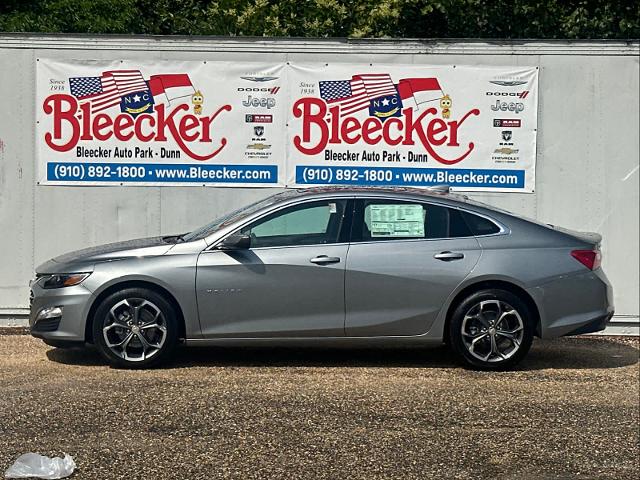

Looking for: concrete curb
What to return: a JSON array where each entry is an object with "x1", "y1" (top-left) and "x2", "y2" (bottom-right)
[{"x1": 0, "y1": 326, "x2": 30, "y2": 335}]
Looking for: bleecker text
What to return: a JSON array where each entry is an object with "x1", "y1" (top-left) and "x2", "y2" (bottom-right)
[
  {"x1": 292, "y1": 97, "x2": 479, "y2": 165},
  {"x1": 43, "y1": 94, "x2": 231, "y2": 161}
]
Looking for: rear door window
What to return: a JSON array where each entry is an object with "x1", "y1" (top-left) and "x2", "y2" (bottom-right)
[{"x1": 353, "y1": 199, "x2": 474, "y2": 241}]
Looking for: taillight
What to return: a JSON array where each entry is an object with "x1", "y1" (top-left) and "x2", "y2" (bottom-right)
[{"x1": 571, "y1": 249, "x2": 602, "y2": 270}]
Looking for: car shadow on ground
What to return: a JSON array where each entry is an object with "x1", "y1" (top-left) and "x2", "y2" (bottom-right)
[{"x1": 45, "y1": 336, "x2": 638, "y2": 371}]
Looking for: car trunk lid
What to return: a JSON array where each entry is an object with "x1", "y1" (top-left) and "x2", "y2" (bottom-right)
[{"x1": 549, "y1": 225, "x2": 602, "y2": 247}]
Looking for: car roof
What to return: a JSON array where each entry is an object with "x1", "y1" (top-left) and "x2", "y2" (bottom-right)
[{"x1": 279, "y1": 186, "x2": 471, "y2": 203}]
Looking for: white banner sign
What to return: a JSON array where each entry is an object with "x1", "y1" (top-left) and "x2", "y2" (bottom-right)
[
  {"x1": 288, "y1": 64, "x2": 538, "y2": 192},
  {"x1": 37, "y1": 60, "x2": 286, "y2": 186},
  {"x1": 37, "y1": 60, "x2": 538, "y2": 191}
]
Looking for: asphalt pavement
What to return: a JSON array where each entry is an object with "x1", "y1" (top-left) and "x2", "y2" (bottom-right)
[{"x1": 0, "y1": 334, "x2": 638, "y2": 479}]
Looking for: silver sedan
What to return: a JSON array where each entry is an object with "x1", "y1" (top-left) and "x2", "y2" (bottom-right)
[{"x1": 29, "y1": 187, "x2": 614, "y2": 369}]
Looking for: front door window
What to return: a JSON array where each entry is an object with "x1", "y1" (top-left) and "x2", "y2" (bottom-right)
[{"x1": 241, "y1": 200, "x2": 349, "y2": 248}]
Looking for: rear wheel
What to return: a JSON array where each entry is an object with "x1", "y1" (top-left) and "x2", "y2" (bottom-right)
[
  {"x1": 92, "y1": 288, "x2": 178, "y2": 368},
  {"x1": 449, "y1": 289, "x2": 534, "y2": 370}
]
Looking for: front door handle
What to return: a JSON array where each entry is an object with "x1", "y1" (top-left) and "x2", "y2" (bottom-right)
[
  {"x1": 310, "y1": 255, "x2": 341, "y2": 265},
  {"x1": 434, "y1": 251, "x2": 465, "y2": 261}
]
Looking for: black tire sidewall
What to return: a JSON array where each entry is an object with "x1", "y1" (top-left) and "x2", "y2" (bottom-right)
[
  {"x1": 449, "y1": 289, "x2": 534, "y2": 370},
  {"x1": 92, "y1": 287, "x2": 178, "y2": 368}
]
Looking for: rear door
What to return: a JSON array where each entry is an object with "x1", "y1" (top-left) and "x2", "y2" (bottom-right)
[
  {"x1": 196, "y1": 198, "x2": 352, "y2": 338},
  {"x1": 345, "y1": 198, "x2": 482, "y2": 336}
]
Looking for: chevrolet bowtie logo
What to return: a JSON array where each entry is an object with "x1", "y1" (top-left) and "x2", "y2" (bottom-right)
[
  {"x1": 246, "y1": 143, "x2": 271, "y2": 150},
  {"x1": 494, "y1": 147, "x2": 519, "y2": 155}
]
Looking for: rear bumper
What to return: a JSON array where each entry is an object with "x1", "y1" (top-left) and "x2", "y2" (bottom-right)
[
  {"x1": 527, "y1": 268, "x2": 614, "y2": 339},
  {"x1": 562, "y1": 312, "x2": 614, "y2": 336}
]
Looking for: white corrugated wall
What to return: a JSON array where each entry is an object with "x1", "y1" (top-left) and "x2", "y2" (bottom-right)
[{"x1": 0, "y1": 35, "x2": 638, "y2": 333}]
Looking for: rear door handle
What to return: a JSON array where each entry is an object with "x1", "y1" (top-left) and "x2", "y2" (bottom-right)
[
  {"x1": 310, "y1": 255, "x2": 341, "y2": 265},
  {"x1": 434, "y1": 251, "x2": 465, "y2": 261}
]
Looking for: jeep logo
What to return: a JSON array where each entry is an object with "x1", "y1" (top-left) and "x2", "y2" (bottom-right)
[
  {"x1": 242, "y1": 96, "x2": 276, "y2": 109},
  {"x1": 490, "y1": 100, "x2": 525, "y2": 114}
]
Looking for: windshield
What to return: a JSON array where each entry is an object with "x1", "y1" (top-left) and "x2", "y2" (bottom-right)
[{"x1": 181, "y1": 192, "x2": 289, "y2": 242}]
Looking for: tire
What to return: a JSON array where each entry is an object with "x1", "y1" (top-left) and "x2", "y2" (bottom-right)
[
  {"x1": 92, "y1": 287, "x2": 178, "y2": 368},
  {"x1": 448, "y1": 289, "x2": 534, "y2": 370}
]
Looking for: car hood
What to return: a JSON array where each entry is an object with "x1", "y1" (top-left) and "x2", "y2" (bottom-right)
[{"x1": 36, "y1": 236, "x2": 174, "y2": 274}]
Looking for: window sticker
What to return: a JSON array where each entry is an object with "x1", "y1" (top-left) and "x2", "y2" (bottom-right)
[
  {"x1": 367, "y1": 204, "x2": 425, "y2": 237},
  {"x1": 328, "y1": 202, "x2": 337, "y2": 214}
]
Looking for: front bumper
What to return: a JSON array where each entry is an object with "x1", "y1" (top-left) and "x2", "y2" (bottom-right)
[{"x1": 29, "y1": 280, "x2": 93, "y2": 343}]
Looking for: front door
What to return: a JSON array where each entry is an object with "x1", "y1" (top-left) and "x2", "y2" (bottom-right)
[
  {"x1": 345, "y1": 198, "x2": 482, "y2": 336},
  {"x1": 196, "y1": 199, "x2": 351, "y2": 338}
]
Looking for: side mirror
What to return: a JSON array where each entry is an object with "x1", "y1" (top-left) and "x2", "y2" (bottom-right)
[{"x1": 218, "y1": 233, "x2": 251, "y2": 250}]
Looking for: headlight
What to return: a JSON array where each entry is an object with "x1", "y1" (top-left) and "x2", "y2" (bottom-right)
[{"x1": 38, "y1": 273, "x2": 91, "y2": 289}]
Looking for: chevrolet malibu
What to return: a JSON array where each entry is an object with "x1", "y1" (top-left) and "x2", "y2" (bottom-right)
[{"x1": 30, "y1": 187, "x2": 614, "y2": 369}]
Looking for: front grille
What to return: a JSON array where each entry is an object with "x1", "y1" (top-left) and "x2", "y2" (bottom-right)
[
  {"x1": 29, "y1": 289, "x2": 34, "y2": 309},
  {"x1": 32, "y1": 317, "x2": 61, "y2": 333}
]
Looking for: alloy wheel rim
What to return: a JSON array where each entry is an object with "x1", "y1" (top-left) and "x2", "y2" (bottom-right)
[
  {"x1": 461, "y1": 299, "x2": 524, "y2": 363},
  {"x1": 103, "y1": 298, "x2": 167, "y2": 362}
]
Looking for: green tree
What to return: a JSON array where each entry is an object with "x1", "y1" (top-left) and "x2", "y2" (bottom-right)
[{"x1": 1, "y1": 0, "x2": 638, "y2": 38}]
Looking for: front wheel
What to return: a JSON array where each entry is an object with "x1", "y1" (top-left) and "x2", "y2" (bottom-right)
[
  {"x1": 92, "y1": 288, "x2": 178, "y2": 368},
  {"x1": 449, "y1": 289, "x2": 534, "y2": 370}
]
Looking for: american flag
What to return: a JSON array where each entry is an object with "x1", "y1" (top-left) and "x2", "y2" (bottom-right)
[
  {"x1": 319, "y1": 74, "x2": 398, "y2": 117},
  {"x1": 69, "y1": 70, "x2": 149, "y2": 113}
]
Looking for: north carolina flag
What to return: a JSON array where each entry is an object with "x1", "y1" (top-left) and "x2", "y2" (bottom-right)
[
  {"x1": 396, "y1": 78, "x2": 444, "y2": 110},
  {"x1": 148, "y1": 74, "x2": 195, "y2": 104}
]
